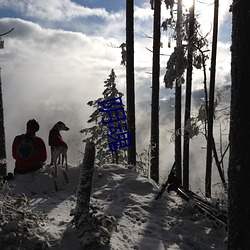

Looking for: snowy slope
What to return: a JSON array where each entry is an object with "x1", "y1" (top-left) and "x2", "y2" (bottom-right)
[{"x1": 1, "y1": 164, "x2": 227, "y2": 250}]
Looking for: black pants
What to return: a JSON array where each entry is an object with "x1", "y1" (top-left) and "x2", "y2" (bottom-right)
[{"x1": 14, "y1": 165, "x2": 43, "y2": 175}]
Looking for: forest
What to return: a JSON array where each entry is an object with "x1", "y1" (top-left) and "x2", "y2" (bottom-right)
[{"x1": 0, "y1": 0, "x2": 249, "y2": 249}]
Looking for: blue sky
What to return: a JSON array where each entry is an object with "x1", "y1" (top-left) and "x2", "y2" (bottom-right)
[
  {"x1": 0, "y1": 0, "x2": 151, "y2": 35},
  {"x1": 74, "y1": 0, "x2": 126, "y2": 12},
  {"x1": 0, "y1": 0, "x2": 232, "y2": 175}
]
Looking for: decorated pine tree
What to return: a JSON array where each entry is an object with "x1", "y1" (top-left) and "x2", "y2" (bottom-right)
[{"x1": 80, "y1": 69, "x2": 129, "y2": 165}]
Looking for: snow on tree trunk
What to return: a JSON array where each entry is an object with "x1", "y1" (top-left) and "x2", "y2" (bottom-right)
[
  {"x1": 74, "y1": 142, "x2": 95, "y2": 225},
  {"x1": 74, "y1": 142, "x2": 116, "y2": 248}
]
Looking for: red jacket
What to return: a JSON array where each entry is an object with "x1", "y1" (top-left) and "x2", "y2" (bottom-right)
[
  {"x1": 12, "y1": 131, "x2": 47, "y2": 171},
  {"x1": 48, "y1": 128, "x2": 68, "y2": 149}
]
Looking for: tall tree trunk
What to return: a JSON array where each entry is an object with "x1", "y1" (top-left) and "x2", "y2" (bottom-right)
[
  {"x1": 0, "y1": 69, "x2": 7, "y2": 177},
  {"x1": 126, "y1": 0, "x2": 136, "y2": 166},
  {"x1": 228, "y1": 0, "x2": 250, "y2": 248},
  {"x1": 205, "y1": 0, "x2": 219, "y2": 197},
  {"x1": 150, "y1": 0, "x2": 161, "y2": 184},
  {"x1": 175, "y1": 0, "x2": 183, "y2": 183},
  {"x1": 0, "y1": 30, "x2": 13, "y2": 177},
  {"x1": 183, "y1": 0, "x2": 195, "y2": 190}
]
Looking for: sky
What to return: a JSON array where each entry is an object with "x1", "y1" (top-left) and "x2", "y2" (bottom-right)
[{"x1": 0, "y1": 0, "x2": 232, "y2": 189}]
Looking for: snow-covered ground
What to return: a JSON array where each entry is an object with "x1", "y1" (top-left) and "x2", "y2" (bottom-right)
[{"x1": 1, "y1": 164, "x2": 227, "y2": 250}]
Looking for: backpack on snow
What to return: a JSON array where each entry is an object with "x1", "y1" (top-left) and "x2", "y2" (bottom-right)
[{"x1": 17, "y1": 135, "x2": 37, "y2": 160}]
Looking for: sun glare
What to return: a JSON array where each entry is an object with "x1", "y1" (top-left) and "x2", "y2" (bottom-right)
[{"x1": 183, "y1": 0, "x2": 194, "y2": 9}]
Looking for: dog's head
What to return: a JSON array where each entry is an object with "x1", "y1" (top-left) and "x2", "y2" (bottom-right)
[{"x1": 53, "y1": 121, "x2": 69, "y2": 131}]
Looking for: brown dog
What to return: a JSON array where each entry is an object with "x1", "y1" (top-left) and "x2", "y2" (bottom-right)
[{"x1": 48, "y1": 121, "x2": 69, "y2": 176}]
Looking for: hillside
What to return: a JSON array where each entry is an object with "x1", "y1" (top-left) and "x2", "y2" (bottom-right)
[{"x1": 0, "y1": 164, "x2": 227, "y2": 250}]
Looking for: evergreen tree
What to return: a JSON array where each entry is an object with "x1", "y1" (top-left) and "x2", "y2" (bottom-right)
[
  {"x1": 183, "y1": 0, "x2": 195, "y2": 190},
  {"x1": 163, "y1": 1, "x2": 210, "y2": 187},
  {"x1": 80, "y1": 69, "x2": 127, "y2": 166}
]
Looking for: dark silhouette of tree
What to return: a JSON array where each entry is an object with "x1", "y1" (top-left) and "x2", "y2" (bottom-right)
[
  {"x1": 228, "y1": 0, "x2": 250, "y2": 248},
  {"x1": 0, "y1": 28, "x2": 13, "y2": 177},
  {"x1": 205, "y1": 0, "x2": 219, "y2": 197},
  {"x1": 0, "y1": 69, "x2": 6, "y2": 177},
  {"x1": 183, "y1": 0, "x2": 195, "y2": 190},
  {"x1": 126, "y1": 0, "x2": 136, "y2": 166},
  {"x1": 150, "y1": 0, "x2": 161, "y2": 184},
  {"x1": 80, "y1": 69, "x2": 126, "y2": 165},
  {"x1": 174, "y1": 0, "x2": 183, "y2": 183},
  {"x1": 163, "y1": 1, "x2": 212, "y2": 188}
]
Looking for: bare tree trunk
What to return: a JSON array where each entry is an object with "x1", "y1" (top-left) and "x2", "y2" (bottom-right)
[
  {"x1": 74, "y1": 142, "x2": 116, "y2": 248},
  {"x1": 150, "y1": 0, "x2": 161, "y2": 184},
  {"x1": 74, "y1": 142, "x2": 95, "y2": 227},
  {"x1": 0, "y1": 30, "x2": 13, "y2": 178},
  {"x1": 228, "y1": 0, "x2": 250, "y2": 248},
  {"x1": 205, "y1": 0, "x2": 219, "y2": 197},
  {"x1": 175, "y1": 0, "x2": 183, "y2": 183},
  {"x1": 183, "y1": 0, "x2": 195, "y2": 190},
  {"x1": 126, "y1": 0, "x2": 136, "y2": 166},
  {"x1": 0, "y1": 69, "x2": 7, "y2": 177},
  {"x1": 211, "y1": 137, "x2": 227, "y2": 191}
]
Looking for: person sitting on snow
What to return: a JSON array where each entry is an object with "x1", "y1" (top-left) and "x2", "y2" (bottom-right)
[{"x1": 12, "y1": 119, "x2": 47, "y2": 174}]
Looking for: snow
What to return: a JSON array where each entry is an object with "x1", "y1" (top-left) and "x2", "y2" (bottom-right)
[{"x1": 2, "y1": 164, "x2": 227, "y2": 250}]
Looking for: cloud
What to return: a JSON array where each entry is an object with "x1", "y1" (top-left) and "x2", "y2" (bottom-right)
[
  {"x1": 194, "y1": 0, "x2": 232, "y2": 39},
  {"x1": 0, "y1": 0, "x2": 110, "y2": 21},
  {"x1": 0, "y1": 0, "x2": 232, "y2": 188},
  {"x1": 0, "y1": 17, "x2": 127, "y2": 169}
]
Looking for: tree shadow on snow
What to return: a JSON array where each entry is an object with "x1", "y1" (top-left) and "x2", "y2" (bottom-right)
[
  {"x1": 91, "y1": 164, "x2": 172, "y2": 250},
  {"x1": 8, "y1": 165, "x2": 81, "y2": 215},
  {"x1": 91, "y1": 164, "x2": 226, "y2": 250}
]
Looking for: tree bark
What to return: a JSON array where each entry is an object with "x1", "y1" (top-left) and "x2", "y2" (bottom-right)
[
  {"x1": 74, "y1": 142, "x2": 95, "y2": 227},
  {"x1": 150, "y1": 0, "x2": 161, "y2": 184},
  {"x1": 126, "y1": 0, "x2": 136, "y2": 166},
  {"x1": 0, "y1": 70, "x2": 7, "y2": 177},
  {"x1": 183, "y1": 0, "x2": 195, "y2": 190},
  {"x1": 228, "y1": 0, "x2": 250, "y2": 249},
  {"x1": 205, "y1": 0, "x2": 219, "y2": 198},
  {"x1": 175, "y1": 0, "x2": 183, "y2": 183}
]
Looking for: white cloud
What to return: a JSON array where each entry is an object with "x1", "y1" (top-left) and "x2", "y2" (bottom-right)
[
  {"x1": 0, "y1": 0, "x2": 232, "y2": 176},
  {"x1": 0, "y1": 17, "x2": 128, "y2": 169},
  {"x1": 0, "y1": 0, "x2": 109, "y2": 21},
  {"x1": 134, "y1": 4, "x2": 153, "y2": 21}
]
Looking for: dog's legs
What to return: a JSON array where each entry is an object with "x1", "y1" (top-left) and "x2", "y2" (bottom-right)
[
  {"x1": 52, "y1": 148, "x2": 60, "y2": 177},
  {"x1": 64, "y1": 153, "x2": 68, "y2": 171},
  {"x1": 50, "y1": 147, "x2": 54, "y2": 165},
  {"x1": 61, "y1": 152, "x2": 68, "y2": 171},
  {"x1": 52, "y1": 147, "x2": 68, "y2": 176},
  {"x1": 57, "y1": 154, "x2": 61, "y2": 164},
  {"x1": 54, "y1": 163, "x2": 58, "y2": 177},
  {"x1": 61, "y1": 153, "x2": 65, "y2": 165}
]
